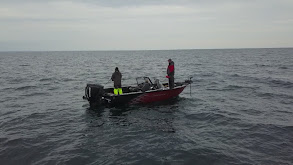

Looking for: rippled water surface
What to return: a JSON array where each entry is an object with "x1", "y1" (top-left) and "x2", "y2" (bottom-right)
[{"x1": 0, "y1": 48, "x2": 293, "y2": 165}]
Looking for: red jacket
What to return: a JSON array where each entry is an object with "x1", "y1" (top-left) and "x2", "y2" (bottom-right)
[{"x1": 167, "y1": 61, "x2": 175, "y2": 77}]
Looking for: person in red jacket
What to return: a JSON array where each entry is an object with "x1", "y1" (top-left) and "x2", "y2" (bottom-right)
[{"x1": 166, "y1": 59, "x2": 175, "y2": 89}]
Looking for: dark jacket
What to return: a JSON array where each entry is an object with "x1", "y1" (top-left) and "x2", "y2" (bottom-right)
[
  {"x1": 167, "y1": 60, "x2": 175, "y2": 77},
  {"x1": 111, "y1": 71, "x2": 122, "y2": 88}
]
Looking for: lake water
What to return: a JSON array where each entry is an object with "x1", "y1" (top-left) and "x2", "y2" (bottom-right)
[{"x1": 0, "y1": 48, "x2": 292, "y2": 165}]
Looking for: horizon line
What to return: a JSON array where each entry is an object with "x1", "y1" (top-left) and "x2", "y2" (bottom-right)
[{"x1": 0, "y1": 47, "x2": 292, "y2": 52}]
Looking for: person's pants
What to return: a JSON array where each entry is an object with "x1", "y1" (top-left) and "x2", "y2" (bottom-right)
[
  {"x1": 114, "y1": 88, "x2": 123, "y2": 95},
  {"x1": 169, "y1": 76, "x2": 174, "y2": 89}
]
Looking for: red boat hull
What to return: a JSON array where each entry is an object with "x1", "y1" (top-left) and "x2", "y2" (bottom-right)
[{"x1": 129, "y1": 86, "x2": 186, "y2": 104}]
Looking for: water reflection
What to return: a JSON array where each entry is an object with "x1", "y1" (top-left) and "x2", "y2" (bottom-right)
[
  {"x1": 86, "y1": 105, "x2": 106, "y2": 117},
  {"x1": 84, "y1": 97, "x2": 183, "y2": 133}
]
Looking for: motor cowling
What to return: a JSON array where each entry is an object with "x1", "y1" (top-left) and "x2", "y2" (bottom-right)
[{"x1": 84, "y1": 84, "x2": 104, "y2": 106}]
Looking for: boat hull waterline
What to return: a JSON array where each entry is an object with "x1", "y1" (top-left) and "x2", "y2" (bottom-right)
[{"x1": 83, "y1": 77, "x2": 192, "y2": 107}]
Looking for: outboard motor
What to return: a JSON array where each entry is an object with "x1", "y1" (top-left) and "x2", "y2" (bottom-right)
[{"x1": 84, "y1": 84, "x2": 104, "y2": 106}]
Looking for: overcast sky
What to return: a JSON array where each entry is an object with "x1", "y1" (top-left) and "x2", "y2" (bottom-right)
[{"x1": 0, "y1": 0, "x2": 293, "y2": 51}]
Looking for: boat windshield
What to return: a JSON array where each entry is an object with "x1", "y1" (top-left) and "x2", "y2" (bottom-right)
[{"x1": 136, "y1": 77, "x2": 153, "y2": 86}]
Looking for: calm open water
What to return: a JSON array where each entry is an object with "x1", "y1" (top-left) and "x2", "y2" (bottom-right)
[{"x1": 0, "y1": 48, "x2": 293, "y2": 165}]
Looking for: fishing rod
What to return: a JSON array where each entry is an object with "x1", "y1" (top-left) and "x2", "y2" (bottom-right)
[
  {"x1": 105, "y1": 79, "x2": 112, "y2": 84},
  {"x1": 189, "y1": 76, "x2": 193, "y2": 96}
]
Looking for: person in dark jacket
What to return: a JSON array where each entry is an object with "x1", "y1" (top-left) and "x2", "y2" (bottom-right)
[
  {"x1": 166, "y1": 59, "x2": 175, "y2": 89},
  {"x1": 111, "y1": 67, "x2": 123, "y2": 95}
]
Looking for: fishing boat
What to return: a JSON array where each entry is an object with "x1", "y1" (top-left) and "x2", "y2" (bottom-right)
[{"x1": 83, "y1": 77, "x2": 192, "y2": 107}]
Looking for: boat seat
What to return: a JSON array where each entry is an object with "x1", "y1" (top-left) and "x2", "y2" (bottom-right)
[
  {"x1": 141, "y1": 82, "x2": 151, "y2": 92},
  {"x1": 153, "y1": 79, "x2": 163, "y2": 89}
]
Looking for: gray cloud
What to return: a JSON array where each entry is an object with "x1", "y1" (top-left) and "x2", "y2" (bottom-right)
[{"x1": 0, "y1": 0, "x2": 292, "y2": 51}]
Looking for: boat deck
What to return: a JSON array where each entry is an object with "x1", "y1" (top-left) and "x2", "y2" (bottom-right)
[{"x1": 104, "y1": 82, "x2": 186, "y2": 96}]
